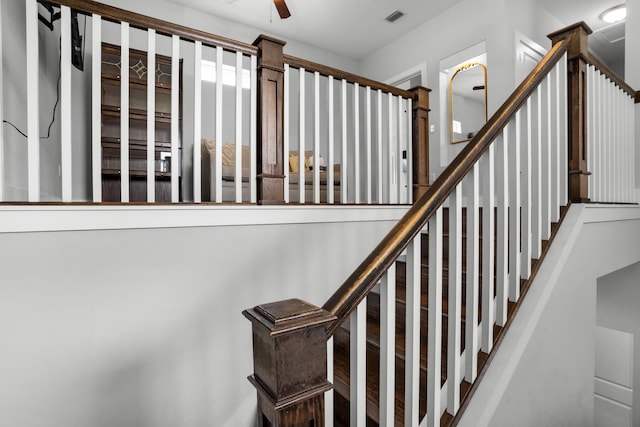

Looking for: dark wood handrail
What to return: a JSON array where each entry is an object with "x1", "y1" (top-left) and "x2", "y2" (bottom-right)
[
  {"x1": 585, "y1": 52, "x2": 637, "y2": 100},
  {"x1": 48, "y1": 0, "x2": 259, "y2": 55},
  {"x1": 284, "y1": 54, "x2": 414, "y2": 99},
  {"x1": 322, "y1": 38, "x2": 571, "y2": 337}
]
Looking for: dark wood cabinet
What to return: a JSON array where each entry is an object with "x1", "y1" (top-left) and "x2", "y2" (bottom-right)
[{"x1": 101, "y1": 43, "x2": 182, "y2": 202}]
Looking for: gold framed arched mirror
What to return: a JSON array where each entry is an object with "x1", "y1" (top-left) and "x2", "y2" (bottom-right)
[{"x1": 449, "y1": 62, "x2": 487, "y2": 144}]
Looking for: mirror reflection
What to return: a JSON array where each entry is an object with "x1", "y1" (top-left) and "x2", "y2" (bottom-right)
[{"x1": 449, "y1": 62, "x2": 487, "y2": 144}]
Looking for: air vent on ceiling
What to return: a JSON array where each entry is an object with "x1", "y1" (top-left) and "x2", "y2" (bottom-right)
[{"x1": 385, "y1": 10, "x2": 404, "y2": 23}]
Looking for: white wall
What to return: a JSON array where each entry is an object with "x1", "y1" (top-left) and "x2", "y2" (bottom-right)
[
  {"x1": 358, "y1": 0, "x2": 562, "y2": 179},
  {"x1": 0, "y1": 208, "x2": 405, "y2": 427},
  {"x1": 457, "y1": 204, "x2": 640, "y2": 426},
  {"x1": 597, "y1": 261, "x2": 640, "y2": 427}
]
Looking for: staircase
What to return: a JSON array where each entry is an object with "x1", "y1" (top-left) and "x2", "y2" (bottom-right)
[{"x1": 332, "y1": 206, "x2": 568, "y2": 426}]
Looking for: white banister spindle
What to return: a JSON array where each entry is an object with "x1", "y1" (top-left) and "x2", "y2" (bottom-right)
[
  {"x1": 521, "y1": 97, "x2": 533, "y2": 280},
  {"x1": 481, "y1": 144, "x2": 495, "y2": 352},
  {"x1": 592, "y1": 68, "x2": 601, "y2": 202},
  {"x1": 91, "y1": 14, "x2": 102, "y2": 202},
  {"x1": 120, "y1": 23, "x2": 130, "y2": 202},
  {"x1": 541, "y1": 74, "x2": 552, "y2": 240},
  {"x1": 406, "y1": 98, "x2": 413, "y2": 202},
  {"x1": 509, "y1": 112, "x2": 522, "y2": 303},
  {"x1": 170, "y1": 35, "x2": 180, "y2": 202},
  {"x1": 405, "y1": 234, "x2": 422, "y2": 427},
  {"x1": 587, "y1": 66, "x2": 594, "y2": 202},
  {"x1": 465, "y1": 163, "x2": 480, "y2": 382},
  {"x1": 146, "y1": 29, "x2": 156, "y2": 203},
  {"x1": 193, "y1": 41, "x2": 202, "y2": 203},
  {"x1": 398, "y1": 97, "x2": 406, "y2": 203},
  {"x1": 298, "y1": 68, "x2": 306, "y2": 203},
  {"x1": 60, "y1": 6, "x2": 72, "y2": 202},
  {"x1": 326, "y1": 336, "x2": 334, "y2": 427},
  {"x1": 284, "y1": 64, "x2": 290, "y2": 203},
  {"x1": 214, "y1": 46, "x2": 223, "y2": 202},
  {"x1": 531, "y1": 86, "x2": 542, "y2": 258},
  {"x1": 26, "y1": 0, "x2": 40, "y2": 201},
  {"x1": 559, "y1": 55, "x2": 568, "y2": 205},
  {"x1": 314, "y1": 71, "x2": 320, "y2": 204},
  {"x1": 377, "y1": 90, "x2": 383, "y2": 203},
  {"x1": 250, "y1": 55, "x2": 258, "y2": 203},
  {"x1": 426, "y1": 208, "x2": 443, "y2": 427},
  {"x1": 388, "y1": 94, "x2": 397, "y2": 204},
  {"x1": 365, "y1": 86, "x2": 372, "y2": 204},
  {"x1": 354, "y1": 83, "x2": 360, "y2": 204},
  {"x1": 328, "y1": 75, "x2": 335, "y2": 204},
  {"x1": 234, "y1": 52, "x2": 243, "y2": 203},
  {"x1": 350, "y1": 299, "x2": 367, "y2": 427},
  {"x1": 380, "y1": 265, "x2": 396, "y2": 426},
  {"x1": 447, "y1": 185, "x2": 463, "y2": 414},
  {"x1": 495, "y1": 129, "x2": 509, "y2": 327},
  {"x1": 341, "y1": 79, "x2": 348, "y2": 204},
  {"x1": 551, "y1": 63, "x2": 561, "y2": 221},
  {"x1": 628, "y1": 94, "x2": 635, "y2": 203}
]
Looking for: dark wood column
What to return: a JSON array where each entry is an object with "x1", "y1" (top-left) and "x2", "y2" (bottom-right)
[
  {"x1": 244, "y1": 299, "x2": 336, "y2": 427},
  {"x1": 410, "y1": 86, "x2": 431, "y2": 202},
  {"x1": 548, "y1": 22, "x2": 593, "y2": 202},
  {"x1": 253, "y1": 35, "x2": 286, "y2": 204}
]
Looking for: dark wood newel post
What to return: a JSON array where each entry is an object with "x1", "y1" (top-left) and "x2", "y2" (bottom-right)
[
  {"x1": 548, "y1": 22, "x2": 593, "y2": 202},
  {"x1": 410, "y1": 86, "x2": 431, "y2": 202},
  {"x1": 253, "y1": 35, "x2": 286, "y2": 204},
  {"x1": 243, "y1": 299, "x2": 336, "y2": 427}
]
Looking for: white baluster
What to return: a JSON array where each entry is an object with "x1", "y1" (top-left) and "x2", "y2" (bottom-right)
[
  {"x1": 406, "y1": 98, "x2": 413, "y2": 203},
  {"x1": 541, "y1": 75, "x2": 552, "y2": 240},
  {"x1": 380, "y1": 265, "x2": 396, "y2": 426},
  {"x1": 521, "y1": 97, "x2": 533, "y2": 280},
  {"x1": 551, "y1": 63, "x2": 561, "y2": 220},
  {"x1": 366, "y1": 86, "x2": 372, "y2": 204},
  {"x1": 398, "y1": 96, "x2": 405, "y2": 203},
  {"x1": 328, "y1": 75, "x2": 335, "y2": 204},
  {"x1": 314, "y1": 71, "x2": 321, "y2": 204},
  {"x1": 509, "y1": 111, "x2": 522, "y2": 302},
  {"x1": 465, "y1": 163, "x2": 480, "y2": 382},
  {"x1": 559, "y1": 55, "x2": 568, "y2": 205},
  {"x1": 214, "y1": 46, "x2": 223, "y2": 202},
  {"x1": 284, "y1": 64, "x2": 290, "y2": 203},
  {"x1": 341, "y1": 79, "x2": 348, "y2": 204},
  {"x1": 531, "y1": 86, "x2": 542, "y2": 258},
  {"x1": 235, "y1": 52, "x2": 243, "y2": 203},
  {"x1": 354, "y1": 83, "x2": 360, "y2": 204},
  {"x1": 60, "y1": 6, "x2": 72, "y2": 202},
  {"x1": 250, "y1": 55, "x2": 258, "y2": 203},
  {"x1": 377, "y1": 89, "x2": 383, "y2": 203},
  {"x1": 120, "y1": 23, "x2": 130, "y2": 202},
  {"x1": 587, "y1": 65, "x2": 595, "y2": 202},
  {"x1": 405, "y1": 234, "x2": 422, "y2": 427},
  {"x1": 91, "y1": 14, "x2": 102, "y2": 202},
  {"x1": 193, "y1": 41, "x2": 202, "y2": 203},
  {"x1": 350, "y1": 299, "x2": 367, "y2": 427},
  {"x1": 388, "y1": 94, "x2": 398, "y2": 204},
  {"x1": 447, "y1": 185, "x2": 463, "y2": 414},
  {"x1": 146, "y1": 29, "x2": 156, "y2": 203},
  {"x1": 495, "y1": 128, "x2": 509, "y2": 326},
  {"x1": 26, "y1": 0, "x2": 40, "y2": 201},
  {"x1": 171, "y1": 36, "x2": 180, "y2": 202},
  {"x1": 299, "y1": 68, "x2": 306, "y2": 203},
  {"x1": 427, "y1": 208, "x2": 443, "y2": 427},
  {"x1": 481, "y1": 144, "x2": 495, "y2": 352}
]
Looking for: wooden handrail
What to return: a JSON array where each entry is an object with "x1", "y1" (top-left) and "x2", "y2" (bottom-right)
[
  {"x1": 284, "y1": 54, "x2": 414, "y2": 99},
  {"x1": 586, "y1": 52, "x2": 637, "y2": 100},
  {"x1": 47, "y1": 0, "x2": 259, "y2": 55},
  {"x1": 322, "y1": 38, "x2": 571, "y2": 336}
]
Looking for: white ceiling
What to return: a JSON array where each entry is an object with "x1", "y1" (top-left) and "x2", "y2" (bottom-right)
[{"x1": 168, "y1": 0, "x2": 625, "y2": 66}]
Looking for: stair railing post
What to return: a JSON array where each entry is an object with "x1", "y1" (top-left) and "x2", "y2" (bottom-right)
[
  {"x1": 410, "y1": 86, "x2": 431, "y2": 202},
  {"x1": 548, "y1": 22, "x2": 593, "y2": 202},
  {"x1": 253, "y1": 35, "x2": 286, "y2": 204},
  {"x1": 243, "y1": 299, "x2": 336, "y2": 427}
]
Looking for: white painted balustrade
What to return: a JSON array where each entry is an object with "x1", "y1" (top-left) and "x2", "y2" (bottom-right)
[{"x1": 587, "y1": 65, "x2": 636, "y2": 203}]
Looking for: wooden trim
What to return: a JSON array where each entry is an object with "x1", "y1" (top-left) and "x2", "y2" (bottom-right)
[
  {"x1": 322, "y1": 39, "x2": 571, "y2": 336},
  {"x1": 586, "y1": 52, "x2": 637, "y2": 99},
  {"x1": 46, "y1": 0, "x2": 258, "y2": 55},
  {"x1": 283, "y1": 54, "x2": 414, "y2": 98}
]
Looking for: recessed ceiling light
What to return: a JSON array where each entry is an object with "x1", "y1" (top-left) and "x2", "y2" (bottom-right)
[
  {"x1": 385, "y1": 10, "x2": 404, "y2": 23},
  {"x1": 600, "y1": 4, "x2": 626, "y2": 23}
]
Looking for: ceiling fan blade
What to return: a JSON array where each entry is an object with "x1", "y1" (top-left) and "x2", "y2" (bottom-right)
[{"x1": 273, "y1": 0, "x2": 291, "y2": 19}]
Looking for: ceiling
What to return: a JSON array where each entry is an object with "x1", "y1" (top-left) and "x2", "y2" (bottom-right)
[{"x1": 168, "y1": 0, "x2": 625, "y2": 67}]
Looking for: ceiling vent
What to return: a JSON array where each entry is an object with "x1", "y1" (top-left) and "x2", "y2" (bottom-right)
[{"x1": 385, "y1": 10, "x2": 404, "y2": 23}]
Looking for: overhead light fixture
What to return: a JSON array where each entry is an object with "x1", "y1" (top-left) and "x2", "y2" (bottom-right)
[{"x1": 600, "y1": 4, "x2": 626, "y2": 23}]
